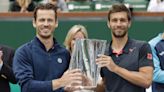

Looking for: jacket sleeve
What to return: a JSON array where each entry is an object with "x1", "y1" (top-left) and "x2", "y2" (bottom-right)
[
  {"x1": 13, "y1": 46, "x2": 55, "y2": 92},
  {"x1": 149, "y1": 42, "x2": 164, "y2": 83},
  {"x1": 0, "y1": 46, "x2": 17, "y2": 84}
]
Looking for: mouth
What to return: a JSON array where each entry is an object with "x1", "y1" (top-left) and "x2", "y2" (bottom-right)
[
  {"x1": 41, "y1": 27, "x2": 50, "y2": 31},
  {"x1": 115, "y1": 29, "x2": 123, "y2": 32},
  {"x1": 115, "y1": 27, "x2": 125, "y2": 31}
]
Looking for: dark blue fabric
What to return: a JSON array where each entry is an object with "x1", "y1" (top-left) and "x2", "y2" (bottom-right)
[{"x1": 13, "y1": 37, "x2": 70, "y2": 92}]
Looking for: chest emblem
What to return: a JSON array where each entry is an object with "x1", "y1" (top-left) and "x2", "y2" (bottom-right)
[
  {"x1": 129, "y1": 47, "x2": 136, "y2": 52},
  {"x1": 57, "y1": 58, "x2": 63, "y2": 64},
  {"x1": 147, "y1": 53, "x2": 152, "y2": 60}
]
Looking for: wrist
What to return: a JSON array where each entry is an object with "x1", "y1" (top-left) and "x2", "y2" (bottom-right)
[{"x1": 52, "y1": 79, "x2": 62, "y2": 91}]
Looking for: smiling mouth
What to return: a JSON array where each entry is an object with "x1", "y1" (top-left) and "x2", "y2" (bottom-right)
[
  {"x1": 43, "y1": 28, "x2": 49, "y2": 30},
  {"x1": 115, "y1": 29, "x2": 123, "y2": 32}
]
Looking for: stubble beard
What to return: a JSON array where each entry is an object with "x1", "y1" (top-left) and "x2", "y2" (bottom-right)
[{"x1": 112, "y1": 30, "x2": 127, "y2": 38}]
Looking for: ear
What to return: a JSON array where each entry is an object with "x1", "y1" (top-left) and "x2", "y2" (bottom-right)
[
  {"x1": 128, "y1": 20, "x2": 131, "y2": 28},
  {"x1": 55, "y1": 21, "x2": 58, "y2": 28},
  {"x1": 32, "y1": 18, "x2": 36, "y2": 28},
  {"x1": 107, "y1": 21, "x2": 110, "y2": 28}
]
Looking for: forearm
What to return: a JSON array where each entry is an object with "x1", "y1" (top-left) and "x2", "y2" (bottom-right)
[{"x1": 113, "y1": 66, "x2": 153, "y2": 88}]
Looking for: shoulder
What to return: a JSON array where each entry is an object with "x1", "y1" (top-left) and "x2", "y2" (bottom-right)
[
  {"x1": 149, "y1": 35, "x2": 161, "y2": 48},
  {"x1": 15, "y1": 41, "x2": 34, "y2": 55},
  {"x1": 14, "y1": 41, "x2": 36, "y2": 63},
  {"x1": 130, "y1": 39, "x2": 148, "y2": 47},
  {"x1": 129, "y1": 39, "x2": 152, "y2": 52}
]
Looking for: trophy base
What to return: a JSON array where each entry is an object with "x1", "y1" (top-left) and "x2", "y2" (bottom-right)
[{"x1": 79, "y1": 85, "x2": 96, "y2": 90}]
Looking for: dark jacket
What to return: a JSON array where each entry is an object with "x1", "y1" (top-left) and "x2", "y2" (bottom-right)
[
  {"x1": 0, "y1": 44, "x2": 17, "y2": 92},
  {"x1": 13, "y1": 37, "x2": 70, "y2": 92}
]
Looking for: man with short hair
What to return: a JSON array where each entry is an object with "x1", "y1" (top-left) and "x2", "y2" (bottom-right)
[
  {"x1": 96, "y1": 3, "x2": 154, "y2": 92},
  {"x1": 13, "y1": 3, "x2": 82, "y2": 92}
]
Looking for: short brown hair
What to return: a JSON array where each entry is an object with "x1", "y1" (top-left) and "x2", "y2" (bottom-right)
[
  {"x1": 33, "y1": 3, "x2": 58, "y2": 21},
  {"x1": 108, "y1": 3, "x2": 132, "y2": 21}
]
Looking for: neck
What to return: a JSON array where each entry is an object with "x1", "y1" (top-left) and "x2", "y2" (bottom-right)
[
  {"x1": 111, "y1": 36, "x2": 128, "y2": 53},
  {"x1": 37, "y1": 36, "x2": 54, "y2": 51}
]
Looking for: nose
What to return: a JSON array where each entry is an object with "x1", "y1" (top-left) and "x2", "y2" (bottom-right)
[
  {"x1": 43, "y1": 20, "x2": 49, "y2": 26},
  {"x1": 115, "y1": 21, "x2": 122, "y2": 27},
  {"x1": 116, "y1": 20, "x2": 122, "y2": 24}
]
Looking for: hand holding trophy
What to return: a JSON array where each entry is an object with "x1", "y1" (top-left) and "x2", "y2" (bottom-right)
[{"x1": 68, "y1": 39, "x2": 107, "y2": 91}]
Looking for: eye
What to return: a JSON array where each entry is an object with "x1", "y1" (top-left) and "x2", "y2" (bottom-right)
[
  {"x1": 120, "y1": 18, "x2": 127, "y2": 22},
  {"x1": 47, "y1": 19, "x2": 53, "y2": 22},
  {"x1": 38, "y1": 18, "x2": 45, "y2": 22},
  {"x1": 111, "y1": 19, "x2": 117, "y2": 22}
]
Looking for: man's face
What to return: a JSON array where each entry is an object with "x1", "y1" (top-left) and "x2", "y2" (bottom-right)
[
  {"x1": 33, "y1": 9, "x2": 57, "y2": 39},
  {"x1": 108, "y1": 11, "x2": 131, "y2": 38}
]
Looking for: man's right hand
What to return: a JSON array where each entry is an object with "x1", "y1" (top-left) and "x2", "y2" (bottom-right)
[{"x1": 52, "y1": 69, "x2": 82, "y2": 91}]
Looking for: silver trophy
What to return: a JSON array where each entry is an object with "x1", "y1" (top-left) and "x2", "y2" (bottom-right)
[{"x1": 69, "y1": 39, "x2": 107, "y2": 89}]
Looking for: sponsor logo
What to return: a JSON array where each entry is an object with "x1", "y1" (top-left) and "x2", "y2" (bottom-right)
[
  {"x1": 147, "y1": 53, "x2": 152, "y2": 60},
  {"x1": 57, "y1": 58, "x2": 62, "y2": 64},
  {"x1": 129, "y1": 47, "x2": 136, "y2": 52}
]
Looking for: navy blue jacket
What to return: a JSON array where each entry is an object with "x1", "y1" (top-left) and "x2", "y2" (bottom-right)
[{"x1": 13, "y1": 37, "x2": 70, "y2": 92}]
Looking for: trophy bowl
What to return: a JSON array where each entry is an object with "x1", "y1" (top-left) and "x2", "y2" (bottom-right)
[{"x1": 69, "y1": 39, "x2": 107, "y2": 90}]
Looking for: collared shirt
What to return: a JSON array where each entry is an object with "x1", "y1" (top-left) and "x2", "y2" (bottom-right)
[
  {"x1": 13, "y1": 37, "x2": 70, "y2": 92},
  {"x1": 149, "y1": 33, "x2": 164, "y2": 83},
  {"x1": 101, "y1": 38, "x2": 153, "y2": 92}
]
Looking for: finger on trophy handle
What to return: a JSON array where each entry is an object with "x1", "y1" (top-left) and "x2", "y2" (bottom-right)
[{"x1": 81, "y1": 86, "x2": 96, "y2": 90}]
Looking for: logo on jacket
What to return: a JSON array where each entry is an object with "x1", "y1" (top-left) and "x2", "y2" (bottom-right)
[
  {"x1": 57, "y1": 58, "x2": 62, "y2": 63},
  {"x1": 129, "y1": 47, "x2": 136, "y2": 52},
  {"x1": 147, "y1": 53, "x2": 152, "y2": 60}
]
